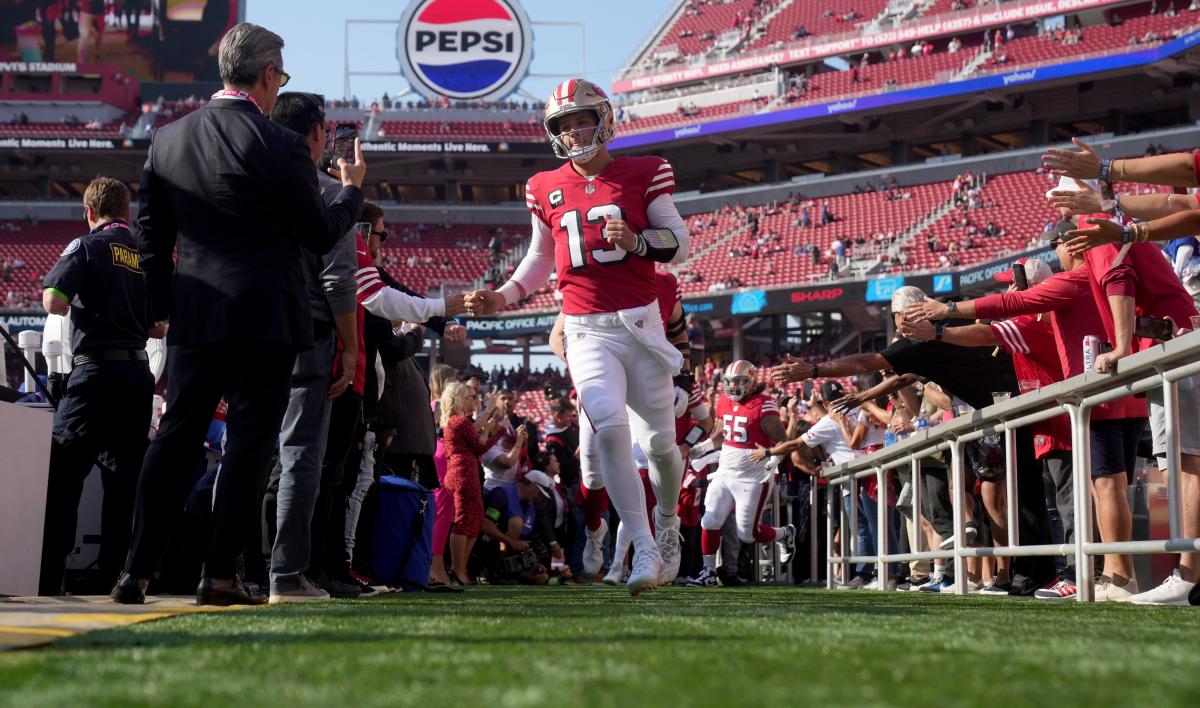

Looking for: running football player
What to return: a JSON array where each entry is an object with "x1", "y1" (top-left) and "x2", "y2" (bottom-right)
[
  {"x1": 687, "y1": 361, "x2": 796, "y2": 588},
  {"x1": 466, "y1": 79, "x2": 690, "y2": 595}
]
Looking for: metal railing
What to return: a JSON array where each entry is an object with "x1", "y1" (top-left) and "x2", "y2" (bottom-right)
[{"x1": 820, "y1": 330, "x2": 1200, "y2": 601}]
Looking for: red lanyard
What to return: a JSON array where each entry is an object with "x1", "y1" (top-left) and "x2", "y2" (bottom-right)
[
  {"x1": 91, "y1": 221, "x2": 128, "y2": 233},
  {"x1": 210, "y1": 89, "x2": 263, "y2": 115}
]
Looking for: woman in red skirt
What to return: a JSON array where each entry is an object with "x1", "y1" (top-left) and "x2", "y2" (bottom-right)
[{"x1": 440, "y1": 381, "x2": 501, "y2": 585}]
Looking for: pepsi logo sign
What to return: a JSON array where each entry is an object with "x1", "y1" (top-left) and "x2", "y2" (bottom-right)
[{"x1": 397, "y1": 0, "x2": 534, "y2": 101}]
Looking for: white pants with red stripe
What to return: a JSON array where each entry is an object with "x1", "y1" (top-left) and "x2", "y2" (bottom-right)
[
  {"x1": 701, "y1": 474, "x2": 775, "y2": 544},
  {"x1": 566, "y1": 306, "x2": 682, "y2": 546}
]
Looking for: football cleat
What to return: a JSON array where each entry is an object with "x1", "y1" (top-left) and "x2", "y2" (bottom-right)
[
  {"x1": 582, "y1": 517, "x2": 608, "y2": 577},
  {"x1": 627, "y1": 543, "x2": 664, "y2": 597},
  {"x1": 654, "y1": 507, "x2": 683, "y2": 585},
  {"x1": 777, "y1": 524, "x2": 797, "y2": 565}
]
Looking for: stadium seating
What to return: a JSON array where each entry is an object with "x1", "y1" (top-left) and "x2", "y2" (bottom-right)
[
  {"x1": 743, "y1": 0, "x2": 889, "y2": 54},
  {"x1": 376, "y1": 119, "x2": 544, "y2": 142},
  {"x1": 980, "y1": 7, "x2": 1199, "y2": 72},
  {"x1": 0, "y1": 120, "x2": 127, "y2": 139}
]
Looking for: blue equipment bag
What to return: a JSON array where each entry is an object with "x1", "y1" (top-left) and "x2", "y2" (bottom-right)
[{"x1": 371, "y1": 475, "x2": 434, "y2": 592}]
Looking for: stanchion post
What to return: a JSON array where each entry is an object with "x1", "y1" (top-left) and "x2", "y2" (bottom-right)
[
  {"x1": 1068, "y1": 403, "x2": 1095, "y2": 602},
  {"x1": 1004, "y1": 426, "x2": 1019, "y2": 547},
  {"x1": 876, "y1": 466, "x2": 888, "y2": 589},
  {"x1": 950, "y1": 440, "x2": 967, "y2": 595}
]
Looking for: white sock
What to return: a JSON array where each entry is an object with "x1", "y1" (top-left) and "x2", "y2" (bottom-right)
[
  {"x1": 594, "y1": 424, "x2": 653, "y2": 544},
  {"x1": 611, "y1": 520, "x2": 631, "y2": 568},
  {"x1": 773, "y1": 525, "x2": 791, "y2": 540},
  {"x1": 646, "y1": 443, "x2": 684, "y2": 521},
  {"x1": 703, "y1": 554, "x2": 717, "y2": 571}
]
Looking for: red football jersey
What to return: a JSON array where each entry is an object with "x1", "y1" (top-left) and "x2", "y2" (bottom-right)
[
  {"x1": 525, "y1": 155, "x2": 676, "y2": 315},
  {"x1": 990, "y1": 315, "x2": 1070, "y2": 459},
  {"x1": 655, "y1": 271, "x2": 682, "y2": 328},
  {"x1": 714, "y1": 393, "x2": 778, "y2": 450}
]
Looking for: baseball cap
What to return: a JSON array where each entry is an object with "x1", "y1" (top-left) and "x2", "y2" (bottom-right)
[
  {"x1": 821, "y1": 380, "x2": 845, "y2": 403},
  {"x1": 521, "y1": 470, "x2": 554, "y2": 499},
  {"x1": 993, "y1": 257, "x2": 1054, "y2": 286},
  {"x1": 1041, "y1": 219, "x2": 1076, "y2": 243},
  {"x1": 1046, "y1": 175, "x2": 1100, "y2": 198}
]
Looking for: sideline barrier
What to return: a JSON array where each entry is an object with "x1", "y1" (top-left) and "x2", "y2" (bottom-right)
[{"x1": 821, "y1": 330, "x2": 1200, "y2": 602}]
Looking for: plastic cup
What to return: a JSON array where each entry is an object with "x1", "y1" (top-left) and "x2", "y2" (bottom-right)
[
  {"x1": 1018, "y1": 379, "x2": 1040, "y2": 394},
  {"x1": 1190, "y1": 315, "x2": 1200, "y2": 331},
  {"x1": 991, "y1": 391, "x2": 1012, "y2": 405}
]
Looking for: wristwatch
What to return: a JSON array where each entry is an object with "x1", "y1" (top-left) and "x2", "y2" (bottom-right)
[
  {"x1": 945, "y1": 300, "x2": 957, "y2": 317},
  {"x1": 934, "y1": 323, "x2": 946, "y2": 342}
]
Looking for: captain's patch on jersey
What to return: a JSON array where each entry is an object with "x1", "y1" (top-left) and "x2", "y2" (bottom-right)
[
  {"x1": 549, "y1": 189, "x2": 564, "y2": 207},
  {"x1": 61, "y1": 238, "x2": 81, "y2": 257}
]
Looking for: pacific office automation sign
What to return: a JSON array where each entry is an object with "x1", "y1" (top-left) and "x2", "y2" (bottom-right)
[
  {"x1": 397, "y1": 0, "x2": 534, "y2": 101},
  {"x1": 611, "y1": 0, "x2": 1118, "y2": 93},
  {"x1": 465, "y1": 313, "x2": 560, "y2": 338}
]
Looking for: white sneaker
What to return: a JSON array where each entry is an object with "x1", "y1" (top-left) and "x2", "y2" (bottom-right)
[
  {"x1": 627, "y1": 541, "x2": 664, "y2": 597},
  {"x1": 582, "y1": 517, "x2": 608, "y2": 577},
  {"x1": 1130, "y1": 571, "x2": 1195, "y2": 606},
  {"x1": 835, "y1": 576, "x2": 865, "y2": 590},
  {"x1": 940, "y1": 578, "x2": 981, "y2": 594},
  {"x1": 654, "y1": 507, "x2": 682, "y2": 586},
  {"x1": 269, "y1": 575, "x2": 331, "y2": 604},
  {"x1": 602, "y1": 564, "x2": 628, "y2": 586},
  {"x1": 1094, "y1": 577, "x2": 1139, "y2": 603},
  {"x1": 687, "y1": 567, "x2": 719, "y2": 588},
  {"x1": 864, "y1": 577, "x2": 896, "y2": 591}
]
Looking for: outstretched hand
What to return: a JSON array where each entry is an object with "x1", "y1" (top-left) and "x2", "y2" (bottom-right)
[
  {"x1": 772, "y1": 354, "x2": 813, "y2": 384},
  {"x1": 464, "y1": 289, "x2": 506, "y2": 316},
  {"x1": 1042, "y1": 136, "x2": 1102, "y2": 180},
  {"x1": 1063, "y1": 217, "x2": 1123, "y2": 255}
]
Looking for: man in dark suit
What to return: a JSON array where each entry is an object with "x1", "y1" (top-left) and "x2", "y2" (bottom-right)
[{"x1": 113, "y1": 22, "x2": 367, "y2": 606}]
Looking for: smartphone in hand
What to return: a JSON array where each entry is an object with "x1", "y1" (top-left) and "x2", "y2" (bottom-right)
[
  {"x1": 1012, "y1": 263, "x2": 1029, "y2": 291},
  {"x1": 331, "y1": 123, "x2": 358, "y2": 165}
]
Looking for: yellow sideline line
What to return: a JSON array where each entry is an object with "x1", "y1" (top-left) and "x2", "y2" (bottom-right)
[{"x1": 0, "y1": 626, "x2": 76, "y2": 638}]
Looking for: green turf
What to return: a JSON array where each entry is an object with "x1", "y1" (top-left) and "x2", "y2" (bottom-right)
[{"x1": 2, "y1": 587, "x2": 1198, "y2": 707}]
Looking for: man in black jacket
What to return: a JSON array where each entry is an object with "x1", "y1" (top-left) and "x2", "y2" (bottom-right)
[{"x1": 114, "y1": 23, "x2": 366, "y2": 606}]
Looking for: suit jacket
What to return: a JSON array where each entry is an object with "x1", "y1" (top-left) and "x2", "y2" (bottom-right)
[
  {"x1": 373, "y1": 269, "x2": 446, "y2": 456},
  {"x1": 137, "y1": 96, "x2": 363, "y2": 349}
]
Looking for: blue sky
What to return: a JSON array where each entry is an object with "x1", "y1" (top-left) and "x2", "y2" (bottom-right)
[{"x1": 246, "y1": 0, "x2": 677, "y2": 102}]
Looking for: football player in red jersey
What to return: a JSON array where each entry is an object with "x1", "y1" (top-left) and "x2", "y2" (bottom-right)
[
  {"x1": 686, "y1": 361, "x2": 796, "y2": 588},
  {"x1": 468, "y1": 79, "x2": 690, "y2": 595},
  {"x1": 551, "y1": 271, "x2": 713, "y2": 583}
]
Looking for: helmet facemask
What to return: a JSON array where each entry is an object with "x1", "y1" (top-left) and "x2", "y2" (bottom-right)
[
  {"x1": 545, "y1": 105, "x2": 613, "y2": 164},
  {"x1": 722, "y1": 374, "x2": 752, "y2": 402}
]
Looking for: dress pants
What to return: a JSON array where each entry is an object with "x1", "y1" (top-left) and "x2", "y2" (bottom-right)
[
  {"x1": 308, "y1": 389, "x2": 362, "y2": 580},
  {"x1": 39, "y1": 360, "x2": 154, "y2": 595},
  {"x1": 125, "y1": 342, "x2": 295, "y2": 580}
]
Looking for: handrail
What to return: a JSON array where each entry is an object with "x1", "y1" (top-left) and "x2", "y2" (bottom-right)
[{"x1": 819, "y1": 328, "x2": 1200, "y2": 600}]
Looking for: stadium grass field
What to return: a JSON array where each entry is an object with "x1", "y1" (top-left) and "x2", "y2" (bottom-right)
[{"x1": 2, "y1": 586, "x2": 1199, "y2": 707}]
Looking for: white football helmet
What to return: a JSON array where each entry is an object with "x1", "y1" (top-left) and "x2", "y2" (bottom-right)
[
  {"x1": 721, "y1": 360, "x2": 755, "y2": 402},
  {"x1": 544, "y1": 78, "x2": 615, "y2": 163}
]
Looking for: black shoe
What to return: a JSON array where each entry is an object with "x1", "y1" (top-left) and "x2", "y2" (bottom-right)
[
  {"x1": 1189, "y1": 581, "x2": 1200, "y2": 606},
  {"x1": 197, "y1": 577, "x2": 267, "y2": 606},
  {"x1": 316, "y1": 572, "x2": 362, "y2": 599},
  {"x1": 716, "y1": 567, "x2": 745, "y2": 587},
  {"x1": 110, "y1": 572, "x2": 147, "y2": 604}
]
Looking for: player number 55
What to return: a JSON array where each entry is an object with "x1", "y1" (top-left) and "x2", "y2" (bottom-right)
[
  {"x1": 722, "y1": 414, "x2": 749, "y2": 443},
  {"x1": 562, "y1": 203, "x2": 628, "y2": 269}
]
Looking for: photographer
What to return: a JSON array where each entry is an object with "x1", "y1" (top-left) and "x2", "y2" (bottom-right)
[{"x1": 474, "y1": 472, "x2": 557, "y2": 585}]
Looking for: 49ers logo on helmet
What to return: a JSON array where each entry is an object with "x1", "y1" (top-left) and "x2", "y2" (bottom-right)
[{"x1": 397, "y1": 0, "x2": 534, "y2": 101}]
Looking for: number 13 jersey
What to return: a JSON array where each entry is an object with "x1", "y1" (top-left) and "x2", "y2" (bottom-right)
[
  {"x1": 714, "y1": 393, "x2": 780, "y2": 482},
  {"x1": 525, "y1": 155, "x2": 675, "y2": 315}
]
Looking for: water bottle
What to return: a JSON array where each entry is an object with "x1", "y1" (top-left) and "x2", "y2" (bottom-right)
[
  {"x1": 884, "y1": 430, "x2": 897, "y2": 446},
  {"x1": 916, "y1": 415, "x2": 929, "y2": 431}
]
